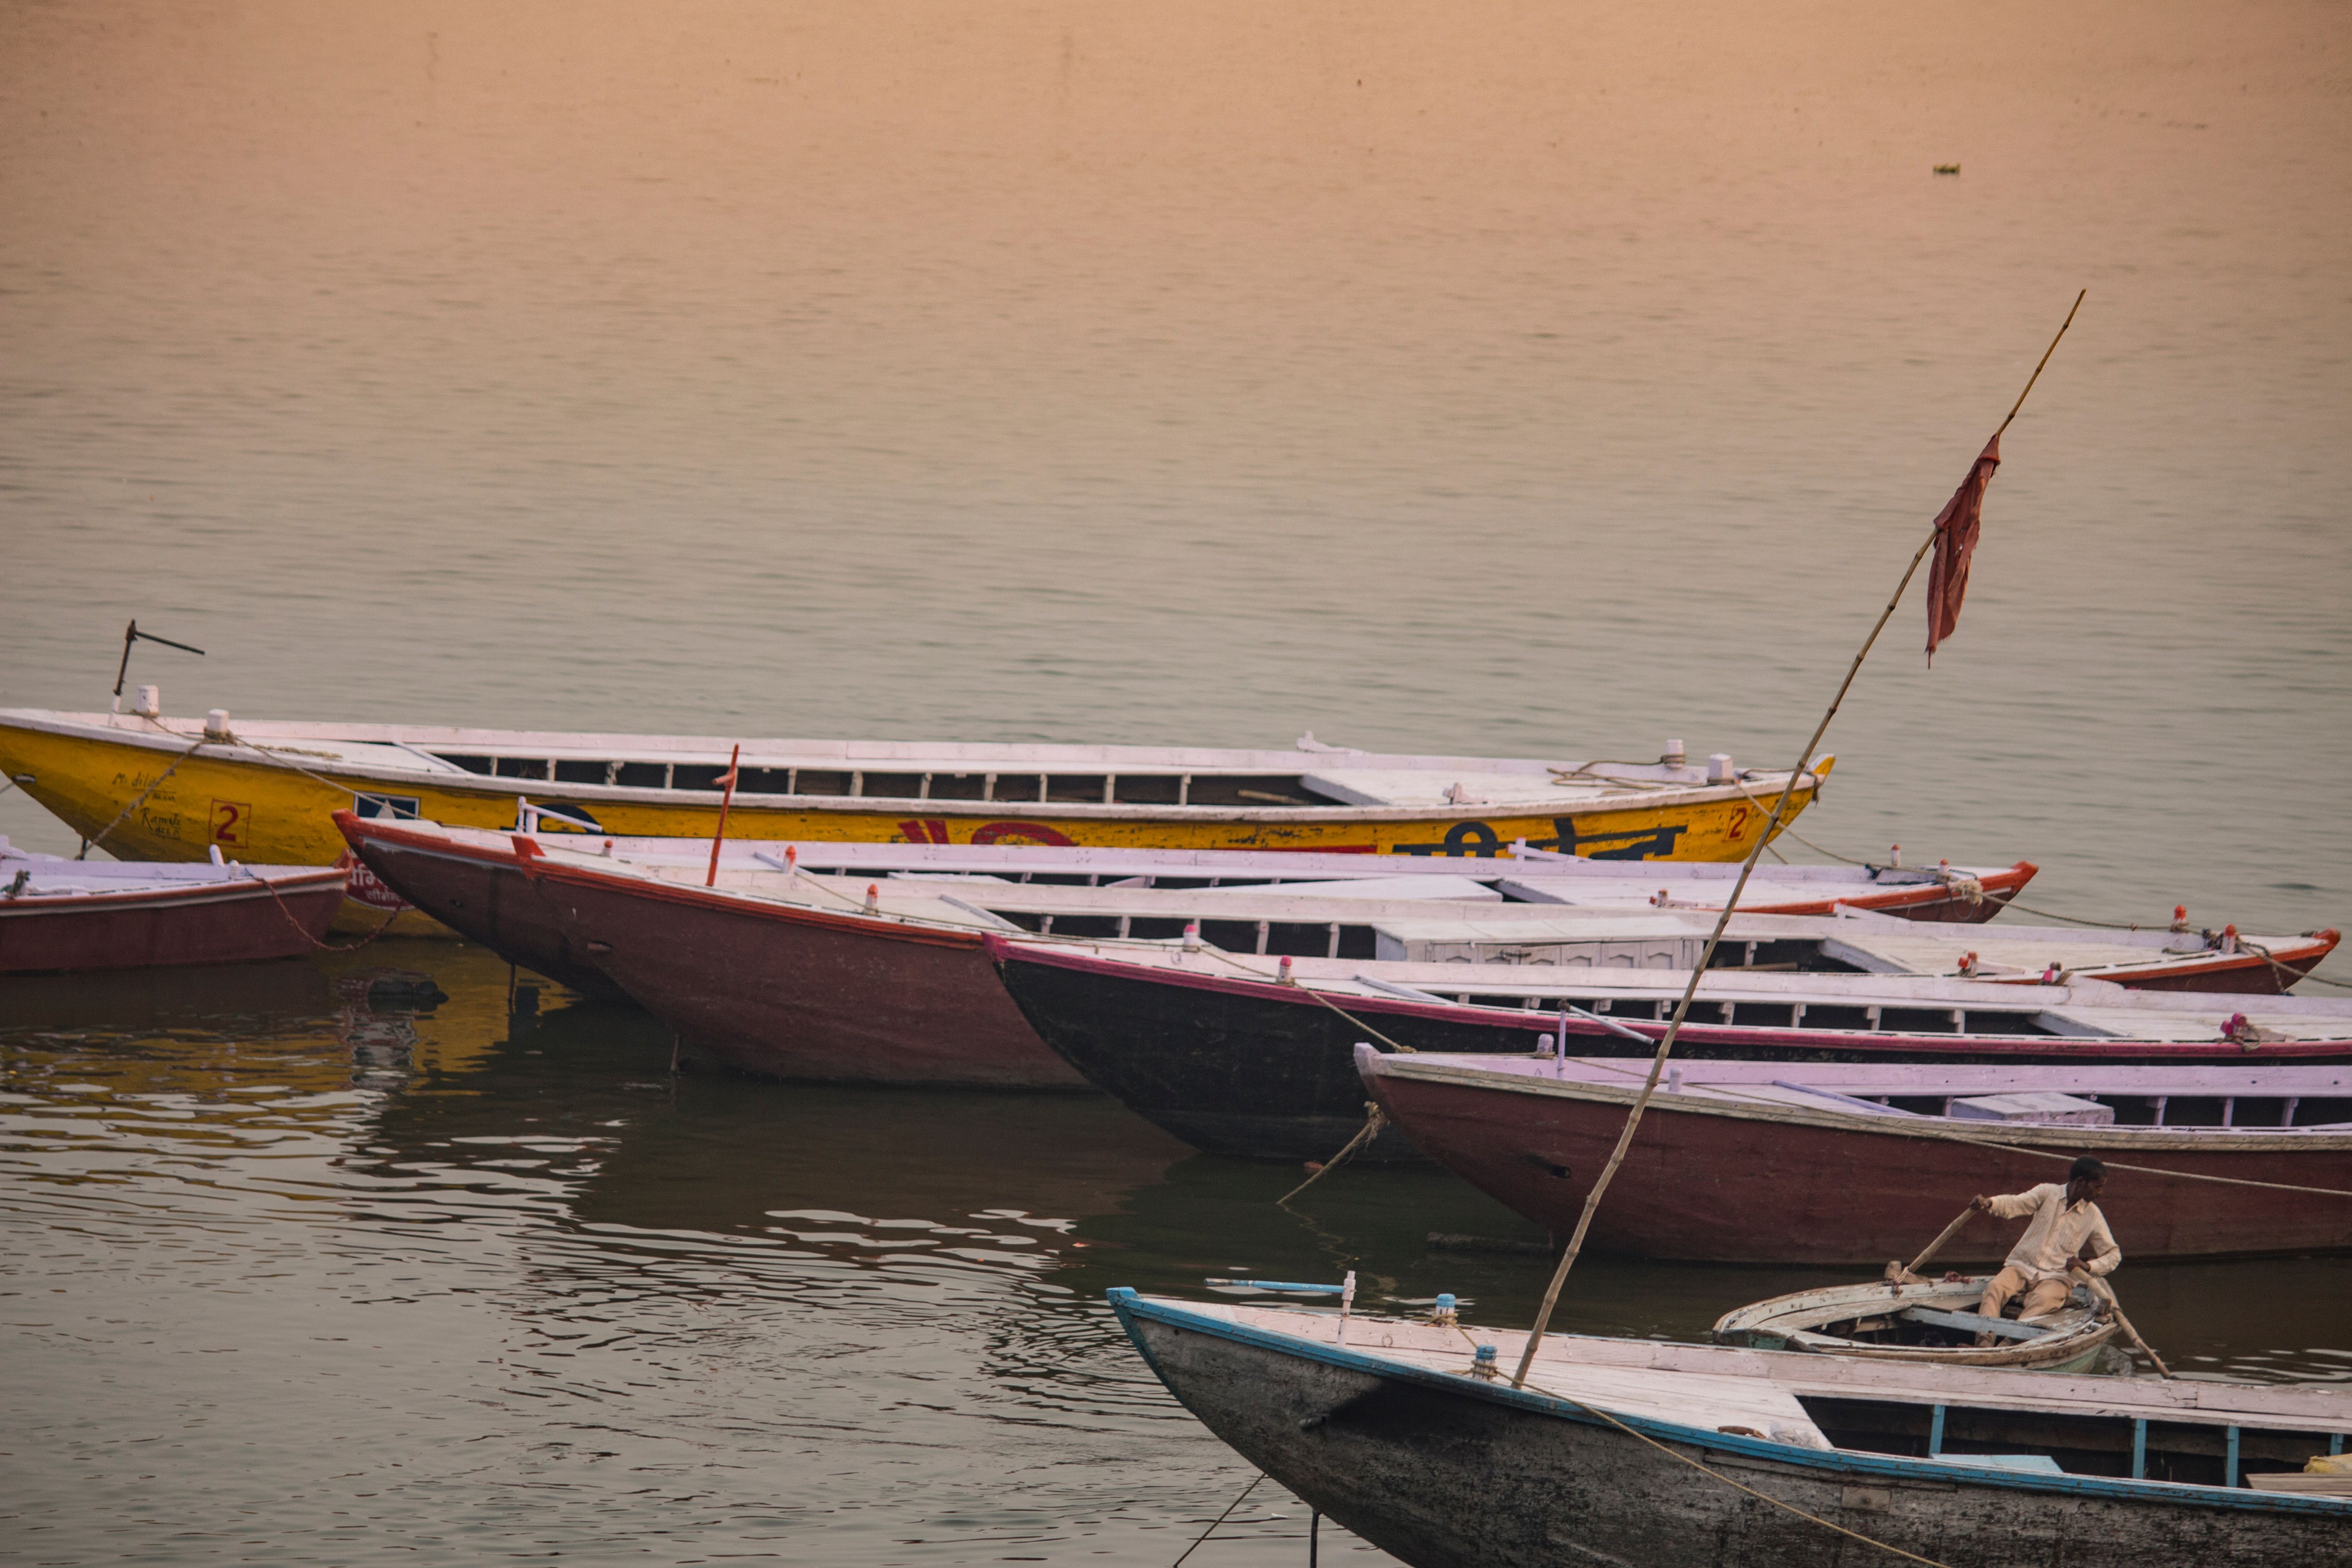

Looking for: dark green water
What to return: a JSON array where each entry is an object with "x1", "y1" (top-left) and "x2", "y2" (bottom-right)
[{"x1": 4, "y1": 945, "x2": 2345, "y2": 1564}]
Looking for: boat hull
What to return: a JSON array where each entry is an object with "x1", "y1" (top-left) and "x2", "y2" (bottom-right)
[
  {"x1": 1360, "y1": 1061, "x2": 2352, "y2": 1263},
  {"x1": 0, "y1": 872, "x2": 343, "y2": 973},
  {"x1": 1112, "y1": 1293, "x2": 2345, "y2": 1568},
  {"x1": 988, "y1": 944, "x2": 2352, "y2": 1161},
  {"x1": 343, "y1": 833, "x2": 630, "y2": 1000},
  {"x1": 339, "y1": 814, "x2": 1078, "y2": 1086},
  {"x1": 548, "y1": 869, "x2": 1085, "y2": 1088}
]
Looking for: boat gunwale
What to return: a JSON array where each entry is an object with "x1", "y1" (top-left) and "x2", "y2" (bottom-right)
[
  {"x1": 1108, "y1": 1290, "x2": 2352, "y2": 1514},
  {"x1": 986, "y1": 937, "x2": 2352, "y2": 1060},
  {"x1": 0, "y1": 866, "x2": 349, "y2": 915},
  {"x1": 342, "y1": 815, "x2": 990, "y2": 953},
  {"x1": 1359, "y1": 1049, "x2": 2352, "y2": 1152},
  {"x1": 346, "y1": 819, "x2": 2041, "y2": 898}
]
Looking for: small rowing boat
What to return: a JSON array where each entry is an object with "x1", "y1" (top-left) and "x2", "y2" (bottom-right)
[
  {"x1": 1109, "y1": 1289, "x2": 2351, "y2": 1568},
  {"x1": 1711, "y1": 1277, "x2": 2118, "y2": 1372},
  {"x1": 0, "y1": 839, "x2": 343, "y2": 973},
  {"x1": 985, "y1": 940, "x2": 2352, "y2": 1157},
  {"x1": 1356, "y1": 1049, "x2": 2352, "y2": 1261}
]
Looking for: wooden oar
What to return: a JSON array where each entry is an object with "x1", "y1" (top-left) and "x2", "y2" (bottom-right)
[
  {"x1": 2086, "y1": 1274, "x2": 2172, "y2": 1378},
  {"x1": 1901, "y1": 1206, "x2": 1979, "y2": 1280}
]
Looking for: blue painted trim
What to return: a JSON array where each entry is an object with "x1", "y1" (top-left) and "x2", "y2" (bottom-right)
[
  {"x1": 2132, "y1": 1419, "x2": 2147, "y2": 1480},
  {"x1": 1106, "y1": 1287, "x2": 1177, "y2": 1398},
  {"x1": 1205, "y1": 1279, "x2": 1346, "y2": 1294},
  {"x1": 2227, "y1": 1426, "x2": 2241, "y2": 1489},
  {"x1": 2333, "y1": 1434, "x2": 2345, "y2": 1457},
  {"x1": 1929, "y1": 1405, "x2": 1947, "y2": 1457},
  {"x1": 1105, "y1": 1291, "x2": 2352, "y2": 1519}
]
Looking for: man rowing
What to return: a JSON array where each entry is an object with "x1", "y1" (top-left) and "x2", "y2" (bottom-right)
[{"x1": 1968, "y1": 1156, "x2": 2120, "y2": 1344}]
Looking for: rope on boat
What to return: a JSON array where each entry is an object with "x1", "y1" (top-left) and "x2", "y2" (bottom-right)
[
  {"x1": 1966, "y1": 1140, "x2": 2352, "y2": 1198},
  {"x1": 1278, "y1": 1105, "x2": 1388, "y2": 1205},
  {"x1": 1195, "y1": 943, "x2": 1420, "y2": 1056},
  {"x1": 1451, "y1": 1327, "x2": 1955, "y2": 1568},
  {"x1": 1169, "y1": 1471, "x2": 1265, "y2": 1567},
  {"x1": 2239, "y1": 937, "x2": 2352, "y2": 991},
  {"x1": 251, "y1": 870, "x2": 402, "y2": 953},
  {"x1": 1726, "y1": 776, "x2": 1799, "y2": 864},
  {"x1": 76, "y1": 731, "x2": 215, "y2": 858}
]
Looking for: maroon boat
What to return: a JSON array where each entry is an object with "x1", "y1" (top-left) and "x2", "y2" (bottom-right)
[
  {"x1": 986, "y1": 939, "x2": 2352, "y2": 1160},
  {"x1": 333, "y1": 812, "x2": 1078, "y2": 1086},
  {"x1": 1355, "y1": 1048, "x2": 2352, "y2": 1262},
  {"x1": 0, "y1": 843, "x2": 344, "y2": 973}
]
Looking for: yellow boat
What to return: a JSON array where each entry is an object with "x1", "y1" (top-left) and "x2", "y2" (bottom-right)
[{"x1": 0, "y1": 706, "x2": 1831, "y2": 931}]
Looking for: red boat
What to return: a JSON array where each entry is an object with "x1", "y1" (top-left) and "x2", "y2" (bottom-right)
[
  {"x1": 1357, "y1": 1048, "x2": 2352, "y2": 1263},
  {"x1": 0, "y1": 843, "x2": 344, "y2": 973},
  {"x1": 332, "y1": 812, "x2": 1076, "y2": 1086},
  {"x1": 985, "y1": 940, "x2": 2352, "y2": 1160}
]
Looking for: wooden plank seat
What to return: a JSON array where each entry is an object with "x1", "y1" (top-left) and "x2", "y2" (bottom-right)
[{"x1": 1899, "y1": 1305, "x2": 2056, "y2": 1341}]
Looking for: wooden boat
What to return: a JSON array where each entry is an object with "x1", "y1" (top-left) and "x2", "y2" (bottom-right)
[
  {"x1": 0, "y1": 706, "x2": 1824, "y2": 931},
  {"x1": 1109, "y1": 1289, "x2": 2352, "y2": 1568},
  {"x1": 0, "y1": 839, "x2": 344, "y2": 973},
  {"x1": 330, "y1": 815, "x2": 2012, "y2": 1084},
  {"x1": 332, "y1": 817, "x2": 2216, "y2": 1088},
  {"x1": 1356, "y1": 1050, "x2": 2352, "y2": 1261},
  {"x1": 1711, "y1": 1277, "x2": 2119, "y2": 1372},
  {"x1": 985, "y1": 940, "x2": 2352, "y2": 1158}
]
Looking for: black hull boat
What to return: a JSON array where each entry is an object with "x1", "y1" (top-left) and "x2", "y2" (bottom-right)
[
  {"x1": 1109, "y1": 1291, "x2": 2352, "y2": 1568},
  {"x1": 990, "y1": 939, "x2": 2352, "y2": 1161}
]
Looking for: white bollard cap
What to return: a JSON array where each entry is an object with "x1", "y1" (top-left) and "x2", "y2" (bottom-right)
[
  {"x1": 203, "y1": 708, "x2": 231, "y2": 739},
  {"x1": 134, "y1": 685, "x2": 161, "y2": 718},
  {"x1": 1707, "y1": 752, "x2": 1734, "y2": 783}
]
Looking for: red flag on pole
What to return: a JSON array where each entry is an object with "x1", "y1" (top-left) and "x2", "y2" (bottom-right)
[{"x1": 1924, "y1": 433, "x2": 2001, "y2": 662}]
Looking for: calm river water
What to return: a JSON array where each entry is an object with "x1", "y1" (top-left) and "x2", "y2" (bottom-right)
[{"x1": 3, "y1": 0, "x2": 2349, "y2": 1562}]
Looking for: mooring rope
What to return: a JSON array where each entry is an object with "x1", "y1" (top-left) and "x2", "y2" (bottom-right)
[
  {"x1": 1277, "y1": 1105, "x2": 1388, "y2": 1205},
  {"x1": 251, "y1": 869, "x2": 403, "y2": 953},
  {"x1": 1169, "y1": 1471, "x2": 1265, "y2": 1567},
  {"x1": 76, "y1": 731, "x2": 214, "y2": 858},
  {"x1": 1192, "y1": 942, "x2": 1421, "y2": 1056}
]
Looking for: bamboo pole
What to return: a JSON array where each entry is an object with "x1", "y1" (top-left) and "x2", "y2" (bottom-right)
[
  {"x1": 1511, "y1": 295, "x2": 2085, "y2": 1389},
  {"x1": 706, "y1": 743, "x2": 742, "y2": 888}
]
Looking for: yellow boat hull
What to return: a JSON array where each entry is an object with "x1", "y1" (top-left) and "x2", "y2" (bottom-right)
[{"x1": 0, "y1": 720, "x2": 1824, "y2": 936}]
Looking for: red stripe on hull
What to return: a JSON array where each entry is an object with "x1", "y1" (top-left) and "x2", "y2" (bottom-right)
[{"x1": 1363, "y1": 1070, "x2": 2352, "y2": 1264}]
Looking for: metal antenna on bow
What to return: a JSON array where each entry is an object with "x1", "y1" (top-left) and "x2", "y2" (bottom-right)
[{"x1": 111, "y1": 619, "x2": 207, "y2": 705}]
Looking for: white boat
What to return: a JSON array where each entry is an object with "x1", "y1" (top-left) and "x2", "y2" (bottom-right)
[{"x1": 1712, "y1": 1276, "x2": 2118, "y2": 1371}]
